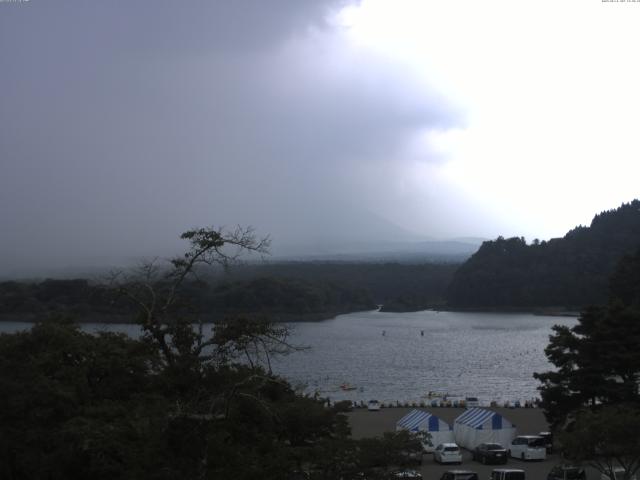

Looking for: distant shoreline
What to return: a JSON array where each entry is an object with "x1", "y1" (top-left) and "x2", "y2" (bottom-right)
[
  {"x1": 0, "y1": 309, "x2": 370, "y2": 325},
  {"x1": 379, "y1": 305, "x2": 581, "y2": 317},
  {"x1": 0, "y1": 306, "x2": 581, "y2": 324},
  {"x1": 437, "y1": 306, "x2": 580, "y2": 317}
]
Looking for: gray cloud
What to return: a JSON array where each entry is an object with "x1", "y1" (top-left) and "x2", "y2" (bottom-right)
[{"x1": 0, "y1": 0, "x2": 466, "y2": 273}]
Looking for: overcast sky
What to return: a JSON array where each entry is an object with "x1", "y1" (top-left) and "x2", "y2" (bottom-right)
[{"x1": 1, "y1": 0, "x2": 639, "y2": 272}]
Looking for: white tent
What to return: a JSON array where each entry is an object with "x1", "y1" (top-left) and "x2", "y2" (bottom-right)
[
  {"x1": 396, "y1": 409, "x2": 454, "y2": 451},
  {"x1": 453, "y1": 408, "x2": 516, "y2": 450}
]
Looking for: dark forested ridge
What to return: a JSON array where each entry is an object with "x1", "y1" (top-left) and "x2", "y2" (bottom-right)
[
  {"x1": 446, "y1": 200, "x2": 640, "y2": 309},
  {"x1": 0, "y1": 276, "x2": 376, "y2": 322},
  {"x1": 5, "y1": 201, "x2": 640, "y2": 317},
  {"x1": 216, "y1": 262, "x2": 458, "y2": 310},
  {"x1": 0, "y1": 262, "x2": 458, "y2": 321},
  {"x1": 195, "y1": 276, "x2": 377, "y2": 320}
]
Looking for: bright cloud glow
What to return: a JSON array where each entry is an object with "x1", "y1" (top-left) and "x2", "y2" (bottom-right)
[
  {"x1": 337, "y1": 0, "x2": 640, "y2": 238},
  {"x1": 2, "y1": 1, "x2": 640, "y2": 273}
]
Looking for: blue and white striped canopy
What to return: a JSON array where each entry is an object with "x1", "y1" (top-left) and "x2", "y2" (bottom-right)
[
  {"x1": 455, "y1": 408, "x2": 512, "y2": 430},
  {"x1": 396, "y1": 409, "x2": 450, "y2": 432}
]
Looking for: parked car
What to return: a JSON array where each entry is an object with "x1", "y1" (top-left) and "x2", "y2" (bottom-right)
[
  {"x1": 472, "y1": 443, "x2": 508, "y2": 465},
  {"x1": 400, "y1": 448, "x2": 423, "y2": 465},
  {"x1": 600, "y1": 468, "x2": 637, "y2": 480},
  {"x1": 392, "y1": 470, "x2": 423, "y2": 479},
  {"x1": 539, "y1": 431, "x2": 554, "y2": 454},
  {"x1": 547, "y1": 464, "x2": 586, "y2": 480},
  {"x1": 434, "y1": 443, "x2": 463, "y2": 464},
  {"x1": 420, "y1": 436, "x2": 435, "y2": 453},
  {"x1": 367, "y1": 400, "x2": 381, "y2": 411},
  {"x1": 490, "y1": 469, "x2": 526, "y2": 480},
  {"x1": 440, "y1": 470, "x2": 479, "y2": 480},
  {"x1": 509, "y1": 435, "x2": 546, "y2": 461},
  {"x1": 287, "y1": 471, "x2": 310, "y2": 480}
]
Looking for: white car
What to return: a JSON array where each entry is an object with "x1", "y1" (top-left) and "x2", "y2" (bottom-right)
[
  {"x1": 421, "y1": 437, "x2": 435, "y2": 453},
  {"x1": 393, "y1": 470, "x2": 423, "y2": 479},
  {"x1": 367, "y1": 399, "x2": 381, "y2": 411},
  {"x1": 509, "y1": 436, "x2": 546, "y2": 461},
  {"x1": 434, "y1": 443, "x2": 463, "y2": 464},
  {"x1": 600, "y1": 467, "x2": 637, "y2": 480},
  {"x1": 491, "y1": 469, "x2": 526, "y2": 480}
]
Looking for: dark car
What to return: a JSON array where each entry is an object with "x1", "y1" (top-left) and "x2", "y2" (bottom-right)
[
  {"x1": 287, "y1": 471, "x2": 310, "y2": 480},
  {"x1": 547, "y1": 465, "x2": 586, "y2": 480},
  {"x1": 400, "y1": 448, "x2": 423, "y2": 465},
  {"x1": 539, "y1": 431, "x2": 554, "y2": 454},
  {"x1": 439, "y1": 470, "x2": 479, "y2": 480},
  {"x1": 472, "y1": 443, "x2": 508, "y2": 465}
]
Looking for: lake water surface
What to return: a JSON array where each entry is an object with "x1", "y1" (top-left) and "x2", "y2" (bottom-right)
[
  {"x1": 0, "y1": 309, "x2": 576, "y2": 406},
  {"x1": 273, "y1": 309, "x2": 577, "y2": 405}
]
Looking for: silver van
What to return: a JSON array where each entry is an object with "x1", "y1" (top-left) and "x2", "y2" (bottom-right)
[{"x1": 509, "y1": 436, "x2": 546, "y2": 461}]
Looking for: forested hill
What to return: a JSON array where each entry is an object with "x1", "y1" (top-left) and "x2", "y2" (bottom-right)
[
  {"x1": 446, "y1": 200, "x2": 640, "y2": 309},
  {"x1": 0, "y1": 276, "x2": 377, "y2": 322},
  {"x1": 0, "y1": 262, "x2": 460, "y2": 321}
]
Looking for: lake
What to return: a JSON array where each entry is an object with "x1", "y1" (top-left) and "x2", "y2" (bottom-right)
[
  {"x1": 0, "y1": 309, "x2": 576, "y2": 406},
  {"x1": 274, "y1": 309, "x2": 576, "y2": 405}
]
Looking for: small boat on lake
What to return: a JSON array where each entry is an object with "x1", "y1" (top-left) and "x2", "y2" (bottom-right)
[
  {"x1": 423, "y1": 390, "x2": 447, "y2": 398},
  {"x1": 340, "y1": 383, "x2": 357, "y2": 391}
]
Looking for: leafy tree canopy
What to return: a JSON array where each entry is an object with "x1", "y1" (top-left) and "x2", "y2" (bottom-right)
[
  {"x1": 535, "y1": 247, "x2": 640, "y2": 479},
  {"x1": 0, "y1": 226, "x2": 420, "y2": 480},
  {"x1": 560, "y1": 406, "x2": 640, "y2": 480}
]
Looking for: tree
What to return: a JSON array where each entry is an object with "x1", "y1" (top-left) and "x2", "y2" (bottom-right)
[
  {"x1": 111, "y1": 225, "x2": 271, "y2": 368},
  {"x1": 535, "y1": 249, "x2": 640, "y2": 478},
  {"x1": 559, "y1": 406, "x2": 640, "y2": 480},
  {"x1": 534, "y1": 303, "x2": 640, "y2": 430},
  {"x1": 0, "y1": 226, "x2": 419, "y2": 479},
  {"x1": 609, "y1": 247, "x2": 640, "y2": 307},
  {"x1": 534, "y1": 304, "x2": 640, "y2": 429},
  {"x1": 0, "y1": 319, "x2": 165, "y2": 480}
]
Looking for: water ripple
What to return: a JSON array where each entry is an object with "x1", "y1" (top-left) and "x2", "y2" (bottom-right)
[{"x1": 272, "y1": 309, "x2": 577, "y2": 405}]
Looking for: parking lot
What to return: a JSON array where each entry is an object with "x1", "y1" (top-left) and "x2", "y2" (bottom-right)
[
  {"x1": 417, "y1": 448, "x2": 590, "y2": 480},
  {"x1": 347, "y1": 407, "x2": 600, "y2": 480}
]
